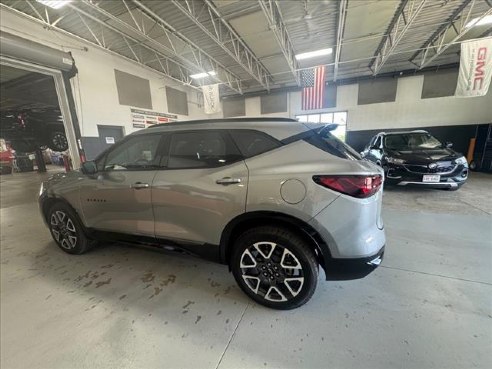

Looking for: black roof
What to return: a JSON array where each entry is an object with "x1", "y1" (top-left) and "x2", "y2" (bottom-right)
[{"x1": 147, "y1": 117, "x2": 298, "y2": 129}]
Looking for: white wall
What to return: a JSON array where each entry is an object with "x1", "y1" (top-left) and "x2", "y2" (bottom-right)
[
  {"x1": 0, "y1": 9, "x2": 209, "y2": 138},
  {"x1": 234, "y1": 75, "x2": 492, "y2": 131},
  {"x1": 333, "y1": 75, "x2": 492, "y2": 132}
]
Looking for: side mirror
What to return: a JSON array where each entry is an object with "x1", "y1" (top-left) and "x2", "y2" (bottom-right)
[
  {"x1": 445, "y1": 142, "x2": 453, "y2": 148},
  {"x1": 81, "y1": 161, "x2": 97, "y2": 175}
]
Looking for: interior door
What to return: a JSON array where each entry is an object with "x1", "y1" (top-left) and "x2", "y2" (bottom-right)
[
  {"x1": 152, "y1": 130, "x2": 248, "y2": 245},
  {"x1": 79, "y1": 133, "x2": 164, "y2": 236}
]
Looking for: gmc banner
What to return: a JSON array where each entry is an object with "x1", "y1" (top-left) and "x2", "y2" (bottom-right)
[
  {"x1": 455, "y1": 37, "x2": 492, "y2": 98},
  {"x1": 202, "y1": 84, "x2": 222, "y2": 114}
]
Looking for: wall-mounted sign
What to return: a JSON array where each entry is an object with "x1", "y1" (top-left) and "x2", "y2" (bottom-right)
[
  {"x1": 105, "y1": 137, "x2": 115, "y2": 144},
  {"x1": 131, "y1": 108, "x2": 177, "y2": 129}
]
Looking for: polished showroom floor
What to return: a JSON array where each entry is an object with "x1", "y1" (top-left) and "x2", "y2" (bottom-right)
[{"x1": 1, "y1": 167, "x2": 491, "y2": 369}]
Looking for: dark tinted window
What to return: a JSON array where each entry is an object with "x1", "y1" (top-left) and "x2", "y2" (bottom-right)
[
  {"x1": 168, "y1": 131, "x2": 242, "y2": 169},
  {"x1": 103, "y1": 134, "x2": 162, "y2": 171},
  {"x1": 229, "y1": 130, "x2": 282, "y2": 158}
]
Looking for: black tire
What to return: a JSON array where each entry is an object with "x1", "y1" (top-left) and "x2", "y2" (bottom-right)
[
  {"x1": 48, "y1": 131, "x2": 69, "y2": 152},
  {"x1": 231, "y1": 226, "x2": 318, "y2": 310},
  {"x1": 48, "y1": 203, "x2": 94, "y2": 254},
  {"x1": 469, "y1": 160, "x2": 477, "y2": 171}
]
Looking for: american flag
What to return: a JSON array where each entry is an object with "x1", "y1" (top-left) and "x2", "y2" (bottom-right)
[{"x1": 301, "y1": 66, "x2": 326, "y2": 110}]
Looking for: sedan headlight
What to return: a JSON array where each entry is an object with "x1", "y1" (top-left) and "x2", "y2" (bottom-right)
[
  {"x1": 455, "y1": 156, "x2": 467, "y2": 165},
  {"x1": 39, "y1": 182, "x2": 45, "y2": 196},
  {"x1": 386, "y1": 157, "x2": 405, "y2": 165}
]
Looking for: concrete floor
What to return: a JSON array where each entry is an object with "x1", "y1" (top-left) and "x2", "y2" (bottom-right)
[{"x1": 1, "y1": 167, "x2": 491, "y2": 369}]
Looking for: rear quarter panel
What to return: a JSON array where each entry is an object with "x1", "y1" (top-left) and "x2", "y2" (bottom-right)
[{"x1": 244, "y1": 140, "x2": 380, "y2": 221}]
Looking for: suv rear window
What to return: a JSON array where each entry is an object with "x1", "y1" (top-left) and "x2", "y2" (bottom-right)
[
  {"x1": 168, "y1": 131, "x2": 242, "y2": 169},
  {"x1": 229, "y1": 130, "x2": 282, "y2": 158}
]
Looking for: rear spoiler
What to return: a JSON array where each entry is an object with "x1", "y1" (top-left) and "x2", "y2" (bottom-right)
[
  {"x1": 281, "y1": 123, "x2": 339, "y2": 145},
  {"x1": 318, "y1": 123, "x2": 338, "y2": 137}
]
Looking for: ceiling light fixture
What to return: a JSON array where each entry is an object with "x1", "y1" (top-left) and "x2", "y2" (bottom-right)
[
  {"x1": 295, "y1": 48, "x2": 333, "y2": 60},
  {"x1": 190, "y1": 71, "x2": 216, "y2": 79},
  {"x1": 465, "y1": 14, "x2": 492, "y2": 28},
  {"x1": 36, "y1": 0, "x2": 72, "y2": 9}
]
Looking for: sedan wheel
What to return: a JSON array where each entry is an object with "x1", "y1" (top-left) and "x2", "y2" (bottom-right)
[{"x1": 49, "y1": 131, "x2": 69, "y2": 152}]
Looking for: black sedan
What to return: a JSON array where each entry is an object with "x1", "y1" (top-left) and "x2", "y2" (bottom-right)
[{"x1": 361, "y1": 130, "x2": 468, "y2": 190}]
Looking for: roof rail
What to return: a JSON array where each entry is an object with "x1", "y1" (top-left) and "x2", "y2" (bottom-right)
[{"x1": 147, "y1": 117, "x2": 298, "y2": 129}]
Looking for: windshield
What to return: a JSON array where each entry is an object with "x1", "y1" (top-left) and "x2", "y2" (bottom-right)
[{"x1": 384, "y1": 133, "x2": 443, "y2": 150}]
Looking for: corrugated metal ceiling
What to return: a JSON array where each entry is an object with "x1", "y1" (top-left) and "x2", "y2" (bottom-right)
[{"x1": 1, "y1": 0, "x2": 491, "y2": 95}]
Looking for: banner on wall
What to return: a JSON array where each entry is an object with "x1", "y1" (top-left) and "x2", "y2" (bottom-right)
[
  {"x1": 455, "y1": 37, "x2": 492, "y2": 98},
  {"x1": 130, "y1": 108, "x2": 177, "y2": 129},
  {"x1": 202, "y1": 84, "x2": 221, "y2": 114}
]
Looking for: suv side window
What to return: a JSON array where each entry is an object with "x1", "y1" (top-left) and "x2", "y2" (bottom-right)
[
  {"x1": 229, "y1": 130, "x2": 282, "y2": 158},
  {"x1": 103, "y1": 134, "x2": 162, "y2": 171},
  {"x1": 167, "y1": 131, "x2": 242, "y2": 169}
]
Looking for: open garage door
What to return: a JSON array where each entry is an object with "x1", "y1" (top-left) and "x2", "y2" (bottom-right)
[{"x1": 0, "y1": 31, "x2": 84, "y2": 169}]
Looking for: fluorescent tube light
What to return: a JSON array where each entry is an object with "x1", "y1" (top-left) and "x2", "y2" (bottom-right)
[
  {"x1": 36, "y1": 0, "x2": 72, "y2": 9},
  {"x1": 465, "y1": 15, "x2": 492, "y2": 28},
  {"x1": 190, "y1": 71, "x2": 217, "y2": 79},
  {"x1": 295, "y1": 48, "x2": 333, "y2": 60}
]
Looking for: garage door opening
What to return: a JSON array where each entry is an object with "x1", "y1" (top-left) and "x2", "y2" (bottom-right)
[{"x1": 0, "y1": 65, "x2": 71, "y2": 174}]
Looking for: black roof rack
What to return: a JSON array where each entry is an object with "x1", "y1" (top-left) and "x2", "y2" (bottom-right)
[{"x1": 147, "y1": 117, "x2": 298, "y2": 129}]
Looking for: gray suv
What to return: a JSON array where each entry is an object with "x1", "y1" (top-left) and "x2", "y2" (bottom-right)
[{"x1": 39, "y1": 118, "x2": 385, "y2": 309}]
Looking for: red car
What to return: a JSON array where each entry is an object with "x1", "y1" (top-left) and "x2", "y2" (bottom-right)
[{"x1": 0, "y1": 139, "x2": 14, "y2": 175}]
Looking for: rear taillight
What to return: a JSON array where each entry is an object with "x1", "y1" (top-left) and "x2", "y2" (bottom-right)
[{"x1": 313, "y1": 175, "x2": 383, "y2": 198}]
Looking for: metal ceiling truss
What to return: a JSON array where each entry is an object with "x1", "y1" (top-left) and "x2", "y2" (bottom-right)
[
  {"x1": 333, "y1": 0, "x2": 348, "y2": 81},
  {"x1": 371, "y1": 0, "x2": 427, "y2": 75},
  {"x1": 2, "y1": 1, "x2": 200, "y2": 90},
  {"x1": 258, "y1": 0, "x2": 301, "y2": 86},
  {"x1": 171, "y1": 0, "x2": 272, "y2": 91},
  {"x1": 69, "y1": 2, "x2": 198, "y2": 85},
  {"x1": 127, "y1": 0, "x2": 243, "y2": 94},
  {"x1": 412, "y1": 0, "x2": 492, "y2": 69}
]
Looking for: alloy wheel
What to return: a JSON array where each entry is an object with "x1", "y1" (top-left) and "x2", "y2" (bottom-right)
[
  {"x1": 50, "y1": 210, "x2": 77, "y2": 250},
  {"x1": 239, "y1": 242, "x2": 304, "y2": 302},
  {"x1": 51, "y1": 132, "x2": 68, "y2": 152}
]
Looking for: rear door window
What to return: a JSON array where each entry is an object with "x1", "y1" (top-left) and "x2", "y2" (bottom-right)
[
  {"x1": 229, "y1": 130, "x2": 282, "y2": 158},
  {"x1": 167, "y1": 131, "x2": 242, "y2": 169}
]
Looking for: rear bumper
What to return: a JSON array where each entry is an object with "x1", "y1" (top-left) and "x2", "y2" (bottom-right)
[
  {"x1": 324, "y1": 246, "x2": 385, "y2": 280},
  {"x1": 308, "y1": 191, "x2": 386, "y2": 259}
]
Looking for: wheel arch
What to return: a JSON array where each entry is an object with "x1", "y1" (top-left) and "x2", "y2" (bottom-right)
[
  {"x1": 220, "y1": 211, "x2": 331, "y2": 271},
  {"x1": 41, "y1": 195, "x2": 83, "y2": 228}
]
